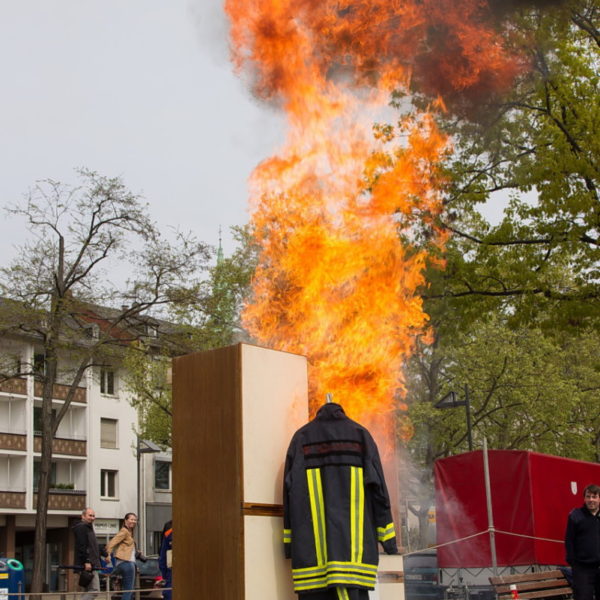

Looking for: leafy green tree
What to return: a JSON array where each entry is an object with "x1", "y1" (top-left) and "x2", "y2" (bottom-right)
[
  {"x1": 423, "y1": 0, "x2": 600, "y2": 327},
  {"x1": 0, "y1": 169, "x2": 210, "y2": 596},
  {"x1": 123, "y1": 225, "x2": 259, "y2": 446},
  {"x1": 393, "y1": 5, "x2": 600, "y2": 544},
  {"x1": 123, "y1": 345, "x2": 173, "y2": 446},
  {"x1": 401, "y1": 315, "x2": 600, "y2": 546},
  {"x1": 193, "y1": 225, "x2": 259, "y2": 349},
  {"x1": 383, "y1": 1, "x2": 599, "y2": 329}
]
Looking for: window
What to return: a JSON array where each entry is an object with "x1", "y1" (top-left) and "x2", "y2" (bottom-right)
[
  {"x1": 154, "y1": 460, "x2": 172, "y2": 490},
  {"x1": 100, "y1": 469, "x2": 118, "y2": 498},
  {"x1": 151, "y1": 531, "x2": 163, "y2": 555},
  {"x1": 33, "y1": 353, "x2": 46, "y2": 377},
  {"x1": 100, "y1": 368, "x2": 115, "y2": 395},
  {"x1": 84, "y1": 323, "x2": 99, "y2": 339},
  {"x1": 33, "y1": 460, "x2": 57, "y2": 491},
  {"x1": 100, "y1": 418, "x2": 118, "y2": 449},
  {"x1": 33, "y1": 406, "x2": 56, "y2": 435}
]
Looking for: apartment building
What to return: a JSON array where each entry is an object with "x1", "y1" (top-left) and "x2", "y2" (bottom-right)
[
  {"x1": 0, "y1": 333, "x2": 151, "y2": 591},
  {"x1": 141, "y1": 449, "x2": 172, "y2": 556}
]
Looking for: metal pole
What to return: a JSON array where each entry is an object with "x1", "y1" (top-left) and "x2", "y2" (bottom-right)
[
  {"x1": 464, "y1": 384, "x2": 473, "y2": 451},
  {"x1": 483, "y1": 438, "x2": 498, "y2": 576},
  {"x1": 136, "y1": 436, "x2": 141, "y2": 548}
]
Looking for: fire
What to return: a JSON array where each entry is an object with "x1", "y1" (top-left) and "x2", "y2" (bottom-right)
[{"x1": 225, "y1": 0, "x2": 521, "y2": 440}]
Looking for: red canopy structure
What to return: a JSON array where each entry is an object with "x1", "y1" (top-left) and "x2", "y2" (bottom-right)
[{"x1": 435, "y1": 450, "x2": 600, "y2": 568}]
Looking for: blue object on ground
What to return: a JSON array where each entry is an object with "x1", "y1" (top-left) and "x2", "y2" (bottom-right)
[{"x1": 0, "y1": 557, "x2": 25, "y2": 600}]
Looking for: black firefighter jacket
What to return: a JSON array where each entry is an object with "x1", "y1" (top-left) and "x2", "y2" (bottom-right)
[{"x1": 283, "y1": 402, "x2": 397, "y2": 594}]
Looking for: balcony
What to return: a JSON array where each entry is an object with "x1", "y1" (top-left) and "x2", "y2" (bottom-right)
[
  {"x1": 34, "y1": 436, "x2": 86, "y2": 457},
  {"x1": 34, "y1": 381, "x2": 86, "y2": 403},
  {"x1": 0, "y1": 491, "x2": 26, "y2": 509},
  {"x1": 0, "y1": 432, "x2": 26, "y2": 452},
  {"x1": 0, "y1": 378, "x2": 27, "y2": 396},
  {"x1": 33, "y1": 489, "x2": 86, "y2": 511}
]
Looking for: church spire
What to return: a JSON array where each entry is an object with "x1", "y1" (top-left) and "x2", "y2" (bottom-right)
[{"x1": 216, "y1": 225, "x2": 224, "y2": 264}]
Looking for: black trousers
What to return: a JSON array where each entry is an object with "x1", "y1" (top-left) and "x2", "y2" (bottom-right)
[
  {"x1": 299, "y1": 588, "x2": 369, "y2": 600},
  {"x1": 572, "y1": 563, "x2": 600, "y2": 600}
]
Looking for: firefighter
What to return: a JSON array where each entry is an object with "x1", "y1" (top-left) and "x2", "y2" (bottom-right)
[{"x1": 159, "y1": 520, "x2": 172, "y2": 600}]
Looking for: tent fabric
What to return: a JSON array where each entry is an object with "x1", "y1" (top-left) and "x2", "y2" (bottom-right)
[{"x1": 435, "y1": 450, "x2": 600, "y2": 568}]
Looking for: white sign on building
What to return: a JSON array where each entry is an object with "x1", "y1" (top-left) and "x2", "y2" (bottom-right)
[{"x1": 94, "y1": 519, "x2": 120, "y2": 535}]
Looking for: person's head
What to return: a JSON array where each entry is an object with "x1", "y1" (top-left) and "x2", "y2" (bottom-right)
[
  {"x1": 81, "y1": 507, "x2": 96, "y2": 524},
  {"x1": 123, "y1": 513, "x2": 138, "y2": 531},
  {"x1": 583, "y1": 484, "x2": 600, "y2": 514}
]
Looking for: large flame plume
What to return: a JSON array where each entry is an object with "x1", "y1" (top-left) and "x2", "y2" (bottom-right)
[{"x1": 225, "y1": 0, "x2": 522, "y2": 438}]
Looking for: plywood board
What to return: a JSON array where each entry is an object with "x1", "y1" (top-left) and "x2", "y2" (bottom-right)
[
  {"x1": 244, "y1": 515, "x2": 296, "y2": 600},
  {"x1": 241, "y1": 344, "x2": 308, "y2": 504}
]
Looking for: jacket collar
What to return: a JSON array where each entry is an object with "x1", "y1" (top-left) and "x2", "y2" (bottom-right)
[{"x1": 315, "y1": 402, "x2": 346, "y2": 420}]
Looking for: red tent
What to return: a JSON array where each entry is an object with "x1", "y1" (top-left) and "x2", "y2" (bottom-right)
[{"x1": 434, "y1": 450, "x2": 600, "y2": 567}]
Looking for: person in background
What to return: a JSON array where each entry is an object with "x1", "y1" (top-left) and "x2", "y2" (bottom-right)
[
  {"x1": 565, "y1": 484, "x2": 600, "y2": 600},
  {"x1": 106, "y1": 512, "x2": 146, "y2": 600},
  {"x1": 159, "y1": 520, "x2": 172, "y2": 600},
  {"x1": 73, "y1": 507, "x2": 105, "y2": 600}
]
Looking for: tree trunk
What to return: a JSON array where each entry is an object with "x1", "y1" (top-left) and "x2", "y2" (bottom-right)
[
  {"x1": 30, "y1": 351, "x2": 57, "y2": 598},
  {"x1": 417, "y1": 504, "x2": 432, "y2": 549}
]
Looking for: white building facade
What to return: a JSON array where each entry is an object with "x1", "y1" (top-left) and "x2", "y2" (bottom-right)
[{"x1": 0, "y1": 334, "x2": 142, "y2": 591}]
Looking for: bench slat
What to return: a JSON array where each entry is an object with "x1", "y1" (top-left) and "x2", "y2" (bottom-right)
[
  {"x1": 490, "y1": 569, "x2": 571, "y2": 600},
  {"x1": 490, "y1": 570, "x2": 566, "y2": 585},
  {"x1": 495, "y1": 580, "x2": 570, "y2": 593},
  {"x1": 497, "y1": 588, "x2": 572, "y2": 600}
]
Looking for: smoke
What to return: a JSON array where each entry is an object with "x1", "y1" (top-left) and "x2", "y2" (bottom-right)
[
  {"x1": 227, "y1": 0, "x2": 573, "y2": 119},
  {"x1": 189, "y1": 3, "x2": 231, "y2": 68}
]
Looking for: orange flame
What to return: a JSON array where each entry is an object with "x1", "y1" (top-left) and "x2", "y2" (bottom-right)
[{"x1": 225, "y1": 0, "x2": 521, "y2": 441}]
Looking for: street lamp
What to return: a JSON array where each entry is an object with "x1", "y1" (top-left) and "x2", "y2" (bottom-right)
[
  {"x1": 434, "y1": 385, "x2": 473, "y2": 451},
  {"x1": 136, "y1": 437, "x2": 161, "y2": 552}
]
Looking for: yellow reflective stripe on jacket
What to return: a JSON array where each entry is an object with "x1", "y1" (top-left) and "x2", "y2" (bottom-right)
[
  {"x1": 377, "y1": 522, "x2": 395, "y2": 542},
  {"x1": 283, "y1": 528, "x2": 292, "y2": 543},
  {"x1": 327, "y1": 561, "x2": 377, "y2": 575},
  {"x1": 350, "y1": 466, "x2": 364, "y2": 563},
  {"x1": 293, "y1": 565, "x2": 328, "y2": 577},
  {"x1": 337, "y1": 587, "x2": 350, "y2": 600},
  {"x1": 293, "y1": 571, "x2": 377, "y2": 590},
  {"x1": 292, "y1": 560, "x2": 378, "y2": 591},
  {"x1": 292, "y1": 561, "x2": 378, "y2": 577},
  {"x1": 306, "y1": 468, "x2": 327, "y2": 565}
]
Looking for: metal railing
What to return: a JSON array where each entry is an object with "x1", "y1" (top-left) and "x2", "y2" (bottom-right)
[
  {"x1": 0, "y1": 565, "x2": 172, "y2": 599},
  {"x1": 34, "y1": 567, "x2": 172, "y2": 600},
  {"x1": 0, "y1": 588, "x2": 172, "y2": 599}
]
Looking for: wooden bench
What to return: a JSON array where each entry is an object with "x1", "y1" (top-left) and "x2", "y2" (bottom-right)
[{"x1": 490, "y1": 569, "x2": 573, "y2": 600}]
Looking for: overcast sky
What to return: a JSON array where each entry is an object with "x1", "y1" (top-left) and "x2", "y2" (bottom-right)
[
  {"x1": 0, "y1": 1, "x2": 284, "y2": 264},
  {"x1": 1, "y1": 0, "x2": 511, "y2": 282}
]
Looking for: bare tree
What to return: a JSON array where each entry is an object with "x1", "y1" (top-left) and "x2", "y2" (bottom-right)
[{"x1": 0, "y1": 169, "x2": 210, "y2": 596}]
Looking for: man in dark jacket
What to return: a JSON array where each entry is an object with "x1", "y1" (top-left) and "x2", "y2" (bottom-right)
[
  {"x1": 565, "y1": 484, "x2": 600, "y2": 600},
  {"x1": 72, "y1": 507, "x2": 104, "y2": 599}
]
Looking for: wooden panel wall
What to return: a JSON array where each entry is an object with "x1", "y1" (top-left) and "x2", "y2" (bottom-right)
[
  {"x1": 173, "y1": 344, "x2": 244, "y2": 600},
  {"x1": 173, "y1": 343, "x2": 309, "y2": 600}
]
